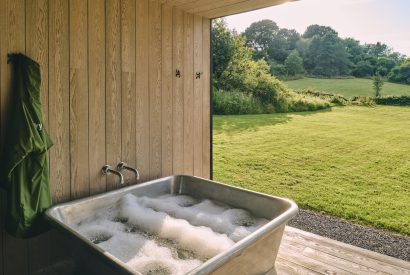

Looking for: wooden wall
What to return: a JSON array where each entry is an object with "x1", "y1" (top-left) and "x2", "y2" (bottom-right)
[{"x1": 0, "y1": 0, "x2": 211, "y2": 274}]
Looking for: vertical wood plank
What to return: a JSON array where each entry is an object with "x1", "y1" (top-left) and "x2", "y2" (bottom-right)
[
  {"x1": 106, "y1": 0, "x2": 122, "y2": 189},
  {"x1": 25, "y1": 1, "x2": 51, "y2": 272},
  {"x1": 193, "y1": 15, "x2": 203, "y2": 177},
  {"x1": 149, "y1": 0, "x2": 162, "y2": 179},
  {"x1": 49, "y1": 0, "x2": 70, "y2": 204},
  {"x1": 0, "y1": 0, "x2": 4, "y2": 272},
  {"x1": 136, "y1": 0, "x2": 150, "y2": 182},
  {"x1": 88, "y1": 0, "x2": 106, "y2": 194},
  {"x1": 69, "y1": 0, "x2": 89, "y2": 199},
  {"x1": 202, "y1": 17, "x2": 211, "y2": 179},
  {"x1": 121, "y1": 0, "x2": 136, "y2": 180},
  {"x1": 161, "y1": 5, "x2": 173, "y2": 176},
  {"x1": 172, "y1": 8, "x2": 184, "y2": 175},
  {"x1": 183, "y1": 12, "x2": 194, "y2": 175},
  {"x1": 0, "y1": 0, "x2": 29, "y2": 274},
  {"x1": 0, "y1": 190, "x2": 3, "y2": 275}
]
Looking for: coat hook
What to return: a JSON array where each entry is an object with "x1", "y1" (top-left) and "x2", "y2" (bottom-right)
[
  {"x1": 195, "y1": 72, "x2": 203, "y2": 79},
  {"x1": 176, "y1": 69, "x2": 181, "y2": 78}
]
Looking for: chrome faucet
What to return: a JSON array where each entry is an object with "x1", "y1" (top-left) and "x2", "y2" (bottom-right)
[
  {"x1": 102, "y1": 165, "x2": 124, "y2": 185},
  {"x1": 117, "y1": 162, "x2": 140, "y2": 181}
]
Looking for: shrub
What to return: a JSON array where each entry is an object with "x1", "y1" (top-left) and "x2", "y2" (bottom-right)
[
  {"x1": 351, "y1": 96, "x2": 375, "y2": 106},
  {"x1": 372, "y1": 73, "x2": 384, "y2": 97},
  {"x1": 275, "y1": 91, "x2": 331, "y2": 112},
  {"x1": 294, "y1": 89, "x2": 350, "y2": 106},
  {"x1": 212, "y1": 90, "x2": 265, "y2": 115},
  {"x1": 375, "y1": 95, "x2": 410, "y2": 106}
]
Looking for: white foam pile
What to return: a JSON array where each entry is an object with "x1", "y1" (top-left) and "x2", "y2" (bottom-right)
[
  {"x1": 73, "y1": 193, "x2": 268, "y2": 275},
  {"x1": 135, "y1": 195, "x2": 268, "y2": 242}
]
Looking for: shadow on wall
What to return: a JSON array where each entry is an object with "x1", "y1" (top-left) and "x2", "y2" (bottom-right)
[{"x1": 213, "y1": 108, "x2": 332, "y2": 135}]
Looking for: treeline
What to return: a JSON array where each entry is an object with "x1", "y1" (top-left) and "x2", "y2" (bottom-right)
[
  {"x1": 212, "y1": 19, "x2": 331, "y2": 114},
  {"x1": 212, "y1": 19, "x2": 410, "y2": 115},
  {"x1": 242, "y1": 20, "x2": 410, "y2": 83}
]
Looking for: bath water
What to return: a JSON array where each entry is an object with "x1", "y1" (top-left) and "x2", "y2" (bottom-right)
[{"x1": 73, "y1": 193, "x2": 268, "y2": 275}]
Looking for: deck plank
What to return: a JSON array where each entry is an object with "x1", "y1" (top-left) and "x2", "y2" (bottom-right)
[{"x1": 276, "y1": 227, "x2": 410, "y2": 275}]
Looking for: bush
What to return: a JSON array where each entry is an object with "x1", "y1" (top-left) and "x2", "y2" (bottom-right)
[
  {"x1": 351, "y1": 96, "x2": 375, "y2": 106},
  {"x1": 294, "y1": 89, "x2": 350, "y2": 106},
  {"x1": 375, "y1": 95, "x2": 410, "y2": 106},
  {"x1": 276, "y1": 91, "x2": 331, "y2": 112},
  {"x1": 212, "y1": 90, "x2": 266, "y2": 115}
]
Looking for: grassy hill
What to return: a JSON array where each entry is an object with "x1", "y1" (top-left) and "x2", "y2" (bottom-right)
[
  {"x1": 213, "y1": 106, "x2": 410, "y2": 235},
  {"x1": 285, "y1": 77, "x2": 410, "y2": 97}
]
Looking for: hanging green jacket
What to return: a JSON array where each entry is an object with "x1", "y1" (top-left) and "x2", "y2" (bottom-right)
[{"x1": 1, "y1": 53, "x2": 53, "y2": 238}]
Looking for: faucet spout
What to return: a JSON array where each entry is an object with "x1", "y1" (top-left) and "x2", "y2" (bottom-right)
[
  {"x1": 117, "y1": 162, "x2": 140, "y2": 181},
  {"x1": 102, "y1": 165, "x2": 124, "y2": 185}
]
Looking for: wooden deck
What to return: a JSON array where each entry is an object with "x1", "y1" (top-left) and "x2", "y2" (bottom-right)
[{"x1": 275, "y1": 226, "x2": 410, "y2": 275}]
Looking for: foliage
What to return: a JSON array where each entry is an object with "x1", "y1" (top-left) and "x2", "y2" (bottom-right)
[
  {"x1": 240, "y1": 20, "x2": 407, "y2": 79},
  {"x1": 295, "y1": 89, "x2": 350, "y2": 106},
  {"x1": 284, "y1": 50, "x2": 305, "y2": 76},
  {"x1": 304, "y1": 31, "x2": 351, "y2": 76},
  {"x1": 375, "y1": 95, "x2": 410, "y2": 106},
  {"x1": 285, "y1": 77, "x2": 410, "y2": 98},
  {"x1": 244, "y1": 19, "x2": 300, "y2": 64},
  {"x1": 275, "y1": 91, "x2": 331, "y2": 112},
  {"x1": 212, "y1": 19, "x2": 235, "y2": 87},
  {"x1": 388, "y1": 60, "x2": 410, "y2": 84},
  {"x1": 372, "y1": 73, "x2": 384, "y2": 97},
  {"x1": 212, "y1": 90, "x2": 266, "y2": 115},
  {"x1": 213, "y1": 106, "x2": 410, "y2": 235},
  {"x1": 302, "y1": 24, "x2": 338, "y2": 39},
  {"x1": 351, "y1": 96, "x2": 375, "y2": 106}
]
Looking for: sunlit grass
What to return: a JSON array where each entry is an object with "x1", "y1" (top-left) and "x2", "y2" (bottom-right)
[{"x1": 213, "y1": 106, "x2": 410, "y2": 235}]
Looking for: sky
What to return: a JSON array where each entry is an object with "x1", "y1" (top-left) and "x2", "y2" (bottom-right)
[{"x1": 225, "y1": 0, "x2": 410, "y2": 57}]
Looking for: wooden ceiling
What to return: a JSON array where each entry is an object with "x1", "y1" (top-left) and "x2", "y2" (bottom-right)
[{"x1": 158, "y1": 0, "x2": 296, "y2": 18}]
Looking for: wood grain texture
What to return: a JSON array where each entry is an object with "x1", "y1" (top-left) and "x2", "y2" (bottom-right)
[
  {"x1": 49, "y1": 0, "x2": 70, "y2": 204},
  {"x1": 202, "y1": 18, "x2": 211, "y2": 179},
  {"x1": 198, "y1": 0, "x2": 291, "y2": 18},
  {"x1": 148, "y1": 0, "x2": 162, "y2": 179},
  {"x1": 25, "y1": 1, "x2": 52, "y2": 272},
  {"x1": 283, "y1": 226, "x2": 410, "y2": 274},
  {"x1": 69, "y1": 0, "x2": 89, "y2": 199},
  {"x1": 88, "y1": 0, "x2": 106, "y2": 195},
  {"x1": 135, "y1": 0, "x2": 150, "y2": 182},
  {"x1": 0, "y1": 1, "x2": 29, "y2": 274},
  {"x1": 183, "y1": 12, "x2": 194, "y2": 175},
  {"x1": 161, "y1": 5, "x2": 173, "y2": 176},
  {"x1": 0, "y1": 4, "x2": 2, "y2": 269},
  {"x1": 121, "y1": 0, "x2": 137, "y2": 181},
  {"x1": 0, "y1": 1, "x2": 213, "y2": 273},
  {"x1": 105, "y1": 0, "x2": 122, "y2": 190},
  {"x1": 172, "y1": 8, "x2": 185, "y2": 175},
  {"x1": 193, "y1": 15, "x2": 203, "y2": 177}
]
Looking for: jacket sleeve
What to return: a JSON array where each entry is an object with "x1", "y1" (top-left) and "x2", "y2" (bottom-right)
[{"x1": 1, "y1": 104, "x2": 34, "y2": 189}]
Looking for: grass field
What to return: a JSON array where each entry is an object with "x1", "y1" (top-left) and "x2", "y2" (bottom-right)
[
  {"x1": 285, "y1": 77, "x2": 410, "y2": 97},
  {"x1": 213, "y1": 106, "x2": 410, "y2": 235}
]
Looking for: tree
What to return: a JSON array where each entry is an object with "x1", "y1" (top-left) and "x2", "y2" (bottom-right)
[
  {"x1": 388, "y1": 59, "x2": 410, "y2": 84},
  {"x1": 212, "y1": 19, "x2": 235, "y2": 86},
  {"x1": 353, "y1": 60, "x2": 374, "y2": 77},
  {"x1": 303, "y1": 24, "x2": 338, "y2": 39},
  {"x1": 269, "y1": 28, "x2": 300, "y2": 63},
  {"x1": 373, "y1": 73, "x2": 384, "y2": 97},
  {"x1": 304, "y1": 31, "x2": 351, "y2": 76},
  {"x1": 244, "y1": 20, "x2": 278, "y2": 58},
  {"x1": 284, "y1": 50, "x2": 305, "y2": 76}
]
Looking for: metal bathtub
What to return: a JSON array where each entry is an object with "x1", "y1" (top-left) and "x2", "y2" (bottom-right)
[{"x1": 45, "y1": 175, "x2": 298, "y2": 275}]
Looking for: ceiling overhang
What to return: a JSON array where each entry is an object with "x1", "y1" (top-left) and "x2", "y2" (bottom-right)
[{"x1": 158, "y1": 0, "x2": 297, "y2": 18}]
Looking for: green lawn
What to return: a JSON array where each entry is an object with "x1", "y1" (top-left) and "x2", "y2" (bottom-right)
[
  {"x1": 285, "y1": 77, "x2": 410, "y2": 97},
  {"x1": 213, "y1": 106, "x2": 410, "y2": 235}
]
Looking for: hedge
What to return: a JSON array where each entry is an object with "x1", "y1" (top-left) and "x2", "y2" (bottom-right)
[{"x1": 375, "y1": 96, "x2": 410, "y2": 106}]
